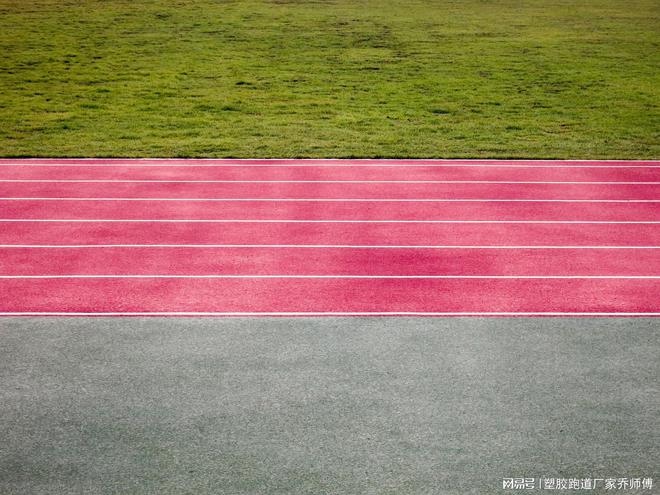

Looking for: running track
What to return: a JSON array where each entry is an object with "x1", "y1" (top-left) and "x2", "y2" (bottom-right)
[{"x1": 1, "y1": 158, "x2": 659, "y2": 316}]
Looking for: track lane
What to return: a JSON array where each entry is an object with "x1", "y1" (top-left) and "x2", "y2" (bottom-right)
[
  {"x1": 2, "y1": 247, "x2": 658, "y2": 276},
  {"x1": 2, "y1": 199, "x2": 658, "y2": 221},
  {"x1": 1, "y1": 181, "x2": 658, "y2": 199},
  {"x1": 2, "y1": 164, "x2": 660, "y2": 181},
  {"x1": 2, "y1": 278, "x2": 659, "y2": 314},
  {"x1": 2, "y1": 221, "x2": 658, "y2": 246}
]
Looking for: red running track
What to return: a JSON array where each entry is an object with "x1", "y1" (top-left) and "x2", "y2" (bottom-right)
[
  {"x1": 3, "y1": 200, "x2": 660, "y2": 221},
  {"x1": 2, "y1": 221, "x2": 660, "y2": 246},
  {"x1": 1, "y1": 159, "x2": 659, "y2": 316}
]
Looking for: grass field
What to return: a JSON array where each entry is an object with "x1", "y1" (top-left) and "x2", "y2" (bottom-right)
[{"x1": 0, "y1": 0, "x2": 658, "y2": 158}]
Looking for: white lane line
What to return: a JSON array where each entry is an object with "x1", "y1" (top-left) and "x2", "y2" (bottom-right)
[
  {"x1": 1, "y1": 312, "x2": 659, "y2": 316},
  {"x1": 2, "y1": 180, "x2": 659, "y2": 184},
  {"x1": 1, "y1": 198, "x2": 659, "y2": 202},
  {"x1": 2, "y1": 158, "x2": 659, "y2": 162},
  {"x1": 2, "y1": 275, "x2": 658, "y2": 279},
  {"x1": 2, "y1": 219, "x2": 659, "y2": 224},
  {"x1": 2, "y1": 245, "x2": 659, "y2": 249},
  {"x1": 2, "y1": 161, "x2": 659, "y2": 168}
]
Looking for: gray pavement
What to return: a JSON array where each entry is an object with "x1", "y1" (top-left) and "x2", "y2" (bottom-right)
[{"x1": 0, "y1": 317, "x2": 658, "y2": 494}]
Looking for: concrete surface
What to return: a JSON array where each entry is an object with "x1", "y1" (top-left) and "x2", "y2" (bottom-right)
[{"x1": 0, "y1": 317, "x2": 658, "y2": 494}]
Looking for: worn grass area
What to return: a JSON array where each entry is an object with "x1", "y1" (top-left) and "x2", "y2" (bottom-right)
[{"x1": 0, "y1": 0, "x2": 658, "y2": 158}]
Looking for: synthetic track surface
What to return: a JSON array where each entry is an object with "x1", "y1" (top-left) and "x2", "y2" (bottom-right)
[{"x1": 1, "y1": 159, "x2": 659, "y2": 316}]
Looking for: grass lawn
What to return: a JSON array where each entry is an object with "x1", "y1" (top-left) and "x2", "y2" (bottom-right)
[{"x1": 0, "y1": 0, "x2": 658, "y2": 158}]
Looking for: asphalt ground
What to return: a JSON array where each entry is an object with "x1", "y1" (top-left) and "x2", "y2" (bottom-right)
[{"x1": 0, "y1": 317, "x2": 658, "y2": 494}]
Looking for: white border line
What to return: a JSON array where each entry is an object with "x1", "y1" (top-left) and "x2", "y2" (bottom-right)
[
  {"x1": 2, "y1": 180, "x2": 659, "y2": 184},
  {"x1": 2, "y1": 161, "x2": 659, "y2": 168},
  {"x1": 1, "y1": 312, "x2": 659, "y2": 316},
  {"x1": 1, "y1": 198, "x2": 659, "y2": 202},
  {"x1": 2, "y1": 219, "x2": 659, "y2": 224},
  {"x1": 2, "y1": 275, "x2": 658, "y2": 279},
  {"x1": 2, "y1": 245, "x2": 659, "y2": 249},
  {"x1": 2, "y1": 158, "x2": 659, "y2": 162}
]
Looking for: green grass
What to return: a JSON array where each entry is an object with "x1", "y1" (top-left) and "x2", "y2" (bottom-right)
[{"x1": 0, "y1": 0, "x2": 658, "y2": 158}]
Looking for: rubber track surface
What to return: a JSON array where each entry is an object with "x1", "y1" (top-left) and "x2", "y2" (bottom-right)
[{"x1": 1, "y1": 159, "x2": 658, "y2": 316}]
